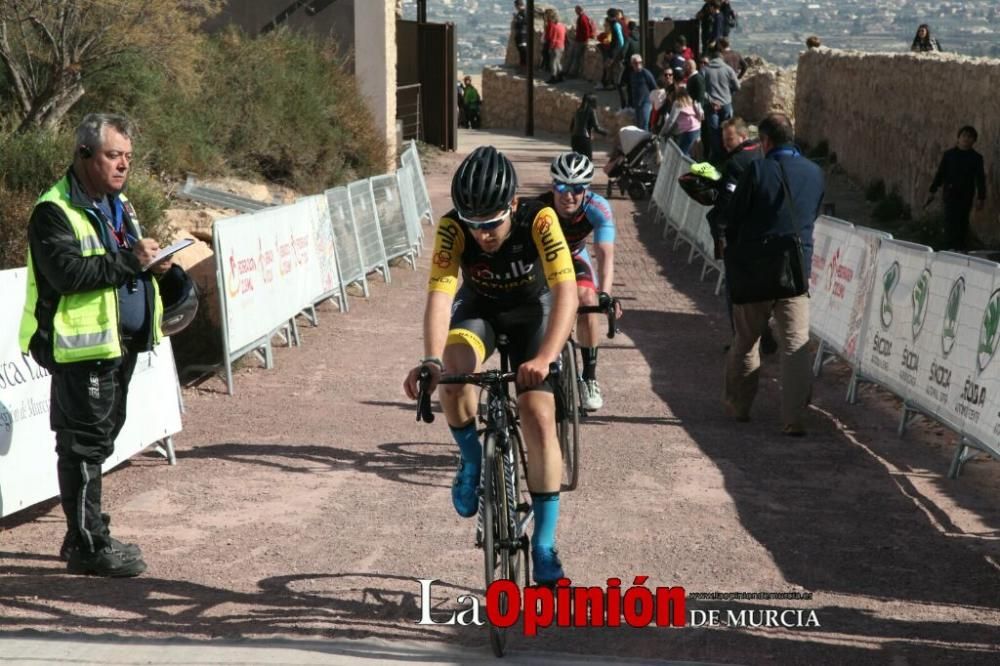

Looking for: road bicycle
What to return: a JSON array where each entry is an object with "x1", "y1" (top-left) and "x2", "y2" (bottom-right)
[
  {"x1": 556, "y1": 291, "x2": 620, "y2": 491},
  {"x1": 417, "y1": 336, "x2": 547, "y2": 656}
]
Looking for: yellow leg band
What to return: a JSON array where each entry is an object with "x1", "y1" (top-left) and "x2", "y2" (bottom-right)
[{"x1": 446, "y1": 328, "x2": 486, "y2": 365}]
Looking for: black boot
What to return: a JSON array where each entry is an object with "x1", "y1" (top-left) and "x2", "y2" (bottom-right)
[{"x1": 60, "y1": 513, "x2": 142, "y2": 562}]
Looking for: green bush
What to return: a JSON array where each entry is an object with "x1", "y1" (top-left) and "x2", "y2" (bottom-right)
[
  {"x1": 872, "y1": 187, "x2": 911, "y2": 223},
  {"x1": 865, "y1": 179, "x2": 886, "y2": 202}
]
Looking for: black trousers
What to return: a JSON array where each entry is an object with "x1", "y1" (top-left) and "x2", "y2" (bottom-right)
[
  {"x1": 53, "y1": 350, "x2": 139, "y2": 553},
  {"x1": 571, "y1": 135, "x2": 593, "y2": 160},
  {"x1": 943, "y1": 197, "x2": 973, "y2": 252}
]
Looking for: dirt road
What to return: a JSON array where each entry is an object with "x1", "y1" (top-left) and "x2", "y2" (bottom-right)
[{"x1": 2, "y1": 129, "x2": 999, "y2": 665}]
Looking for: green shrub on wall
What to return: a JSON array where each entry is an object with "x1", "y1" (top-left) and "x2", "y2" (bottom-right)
[{"x1": 0, "y1": 28, "x2": 385, "y2": 270}]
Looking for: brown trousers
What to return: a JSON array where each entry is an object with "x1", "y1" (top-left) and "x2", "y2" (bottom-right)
[{"x1": 723, "y1": 295, "x2": 812, "y2": 428}]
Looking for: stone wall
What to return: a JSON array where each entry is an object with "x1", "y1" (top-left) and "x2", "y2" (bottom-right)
[
  {"x1": 481, "y1": 67, "x2": 634, "y2": 138},
  {"x1": 733, "y1": 56, "x2": 796, "y2": 124},
  {"x1": 796, "y1": 48, "x2": 1000, "y2": 243}
]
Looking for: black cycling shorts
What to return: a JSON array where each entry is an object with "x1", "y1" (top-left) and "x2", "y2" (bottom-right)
[{"x1": 447, "y1": 287, "x2": 554, "y2": 394}]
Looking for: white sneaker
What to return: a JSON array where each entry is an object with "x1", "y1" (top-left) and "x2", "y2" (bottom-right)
[{"x1": 582, "y1": 380, "x2": 604, "y2": 411}]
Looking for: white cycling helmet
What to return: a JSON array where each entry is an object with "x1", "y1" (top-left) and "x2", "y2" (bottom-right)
[{"x1": 550, "y1": 152, "x2": 594, "y2": 186}]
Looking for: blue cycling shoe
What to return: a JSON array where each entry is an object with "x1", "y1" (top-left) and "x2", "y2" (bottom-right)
[
  {"x1": 451, "y1": 459, "x2": 480, "y2": 518},
  {"x1": 531, "y1": 546, "x2": 565, "y2": 585}
]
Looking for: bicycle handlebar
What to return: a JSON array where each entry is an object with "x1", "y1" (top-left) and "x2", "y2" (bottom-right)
[
  {"x1": 415, "y1": 363, "x2": 560, "y2": 424},
  {"x1": 577, "y1": 291, "x2": 619, "y2": 339}
]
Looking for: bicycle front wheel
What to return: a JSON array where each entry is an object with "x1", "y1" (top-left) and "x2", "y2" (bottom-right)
[
  {"x1": 557, "y1": 343, "x2": 581, "y2": 491},
  {"x1": 482, "y1": 433, "x2": 513, "y2": 657}
]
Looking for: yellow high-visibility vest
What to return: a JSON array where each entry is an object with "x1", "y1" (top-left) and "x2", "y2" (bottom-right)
[{"x1": 19, "y1": 176, "x2": 162, "y2": 364}]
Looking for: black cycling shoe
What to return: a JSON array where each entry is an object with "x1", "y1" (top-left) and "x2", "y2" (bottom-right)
[{"x1": 66, "y1": 545, "x2": 147, "y2": 577}]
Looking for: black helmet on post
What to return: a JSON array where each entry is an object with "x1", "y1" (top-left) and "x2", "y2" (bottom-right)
[
  {"x1": 451, "y1": 145, "x2": 518, "y2": 220},
  {"x1": 157, "y1": 265, "x2": 199, "y2": 336}
]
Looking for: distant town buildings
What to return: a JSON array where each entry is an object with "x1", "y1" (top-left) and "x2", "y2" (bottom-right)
[{"x1": 398, "y1": 0, "x2": 999, "y2": 71}]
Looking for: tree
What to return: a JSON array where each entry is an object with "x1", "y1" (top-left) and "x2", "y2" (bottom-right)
[{"x1": 0, "y1": 0, "x2": 220, "y2": 132}]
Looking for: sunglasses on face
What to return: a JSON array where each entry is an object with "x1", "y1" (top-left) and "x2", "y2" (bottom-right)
[
  {"x1": 459, "y1": 207, "x2": 510, "y2": 230},
  {"x1": 554, "y1": 182, "x2": 588, "y2": 194}
]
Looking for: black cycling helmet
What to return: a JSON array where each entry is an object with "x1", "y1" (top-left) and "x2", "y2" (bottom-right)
[
  {"x1": 451, "y1": 145, "x2": 518, "y2": 219},
  {"x1": 550, "y1": 151, "x2": 594, "y2": 185},
  {"x1": 157, "y1": 264, "x2": 200, "y2": 336}
]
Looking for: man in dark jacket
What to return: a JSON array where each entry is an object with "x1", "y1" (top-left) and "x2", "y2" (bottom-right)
[
  {"x1": 722, "y1": 113, "x2": 824, "y2": 436},
  {"x1": 18, "y1": 113, "x2": 170, "y2": 577},
  {"x1": 513, "y1": 0, "x2": 529, "y2": 70},
  {"x1": 622, "y1": 53, "x2": 658, "y2": 130},
  {"x1": 928, "y1": 125, "x2": 987, "y2": 251}
]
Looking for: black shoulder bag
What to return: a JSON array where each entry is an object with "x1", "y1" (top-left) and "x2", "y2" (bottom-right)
[{"x1": 726, "y1": 162, "x2": 809, "y2": 305}]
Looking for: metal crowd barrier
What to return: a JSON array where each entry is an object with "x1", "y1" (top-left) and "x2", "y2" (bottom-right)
[{"x1": 648, "y1": 136, "x2": 1000, "y2": 479}]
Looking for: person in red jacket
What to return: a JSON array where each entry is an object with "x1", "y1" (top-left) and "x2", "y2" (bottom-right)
[
  {"x1": 566, "y1": 5, "x2": 596, "y2": 78},
  {"x1": 545, "y1": 9, "x2": 567, "y2": 83}
]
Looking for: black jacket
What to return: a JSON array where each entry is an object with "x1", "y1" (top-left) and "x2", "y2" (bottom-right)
[
  {"x1": 26, "y1": 168, "x2": 152, "y2": 368},
  {"x1": 724, "y1": 146, "x2": 824, "y2": 274},
  {"x1": 930, "y1": 147, "x2": 986, "y2": 205},
  {"x1": 707, "y1": 137, "x2": 761, "y2": 240}
]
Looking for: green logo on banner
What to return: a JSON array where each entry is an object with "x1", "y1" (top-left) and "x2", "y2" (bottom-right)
[
  {"x1": 911, "y1": 268, "x2": 931, "y2": 341},
  {"x1": 880, "y1": 261, "x2": 900, "y2": 330},
  {"x1": 978, "y1": 288, "x2": 1000, "y2": 373},
  {"x1": 941, "y1": 276, "x2": 965, "y2": 358}
]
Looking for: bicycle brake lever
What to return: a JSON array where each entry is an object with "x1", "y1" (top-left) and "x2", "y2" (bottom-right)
[
  {"x1": 416, "y1": 367, "x2": 435, "y2": 423},
  {"x1": 548, "y1": 361, "x2": 560, "y2": 379}
]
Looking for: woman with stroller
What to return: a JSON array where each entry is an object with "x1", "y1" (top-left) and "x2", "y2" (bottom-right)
[{"x1": 570, "y1": 94, "x2": 608, "y2": 160}]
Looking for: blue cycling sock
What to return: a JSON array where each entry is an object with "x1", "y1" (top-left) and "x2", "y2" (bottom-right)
[
  {"x1": 449, "y1": 423, "x2": 481, "y2": 477},
  {"x1": 530, "y1": 492, "x2": 560, "y2": 551}
]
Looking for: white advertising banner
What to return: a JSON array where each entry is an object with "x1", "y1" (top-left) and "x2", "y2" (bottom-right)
[
  {"x1": 910, "y1": 253, "x2": 999, "y2": 442},
  {"x1": 810, "y1": 218, "x2": 889, "y2": 363},
  {"x1": 961, "y1": 263, "x2": 1000, "y2": 454},
  {"x1": 859, "y1": 240, "x2": 934, "y2": 401},
  {"x1": 0, "y1": 268, "x2": 182, "y2": 519},
  {"x1": 215, "y1": 200, "x2": 324, "y2": 352}
]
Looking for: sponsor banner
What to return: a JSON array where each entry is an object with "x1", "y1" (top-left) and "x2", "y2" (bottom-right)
[
  {"x1": 215, "y1": 199, "x2": 327, "y2": 352},
  {"x1": 910, "y1": 253, "x2": 999, "y2": 445},
  {"x1": 0, "y1": 268, "x2": 182, "y2": 518},
  {"x1": 963, "y1": 266, "x2": 1000, "y2": 453},
  {"x1": 300, "y1": 194, "x2": 344, "y2": 301},
  {"x1": 810, "y1": 218, "x2": 889, "y2": 362},
  {"x1": 859, "y1": 240, "x2": 934, "y2": 401}
]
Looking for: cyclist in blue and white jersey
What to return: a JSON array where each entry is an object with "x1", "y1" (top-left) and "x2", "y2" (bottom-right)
[{"x1": 537, "y1": 152, "x2": 619, "y2": 411}]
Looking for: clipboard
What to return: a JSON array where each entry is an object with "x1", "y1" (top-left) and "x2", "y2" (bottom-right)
[{"x1": 142, "y1": 238, "x2": 195, "y2": 271}]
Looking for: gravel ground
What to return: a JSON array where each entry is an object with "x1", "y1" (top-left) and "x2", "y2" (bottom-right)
[{"x1": 2, "y1": 129, "x2": 999, "y2": 665}]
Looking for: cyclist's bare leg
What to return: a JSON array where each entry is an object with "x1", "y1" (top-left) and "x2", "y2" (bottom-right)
[
  {"x1": 440, "y1": 342, "x2": 481, "y2": 427},
  {"x1": 517, "y1": 391, "x2": 561, "y2": 492},
  {"x1": 576, "y1": 284, "x2": 600, "y2": 348}
]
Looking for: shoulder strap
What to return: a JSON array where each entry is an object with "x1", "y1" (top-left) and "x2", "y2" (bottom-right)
[{"x1": 777, "y1": 161, "x2": 802, "y2": 241}]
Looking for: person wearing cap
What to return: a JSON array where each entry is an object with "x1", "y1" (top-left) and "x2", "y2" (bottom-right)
[
  {"x1": 622, "y1": 53, "x2": 658, "y2": 130},
  {"x1": 403, "y1": 146, "x2": 578, "y2": 585}
]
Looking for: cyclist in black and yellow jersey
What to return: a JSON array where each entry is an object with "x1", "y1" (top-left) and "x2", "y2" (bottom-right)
[{"x1": 403, "y1": 146, "x2": 578, "y2": 584}]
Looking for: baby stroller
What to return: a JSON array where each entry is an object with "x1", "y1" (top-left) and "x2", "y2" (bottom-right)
[{"x1": 603, "y1": 126, "x2": 660, "y2": 200}]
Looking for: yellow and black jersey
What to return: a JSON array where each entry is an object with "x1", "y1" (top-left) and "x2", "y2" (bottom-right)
[{"x1": 428, "y1": 199, "x2": 575, "y2": 304}]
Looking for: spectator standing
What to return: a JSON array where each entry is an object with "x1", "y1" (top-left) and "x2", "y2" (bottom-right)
[
  {"x1": 566, "y1": 6, "x2": 596, "y2": 78},
  {"x1": 19, "y1": 113, "x2": 172, "y2": 577},
  {"x1": 928, "y1": 125, "x2": 987, "y2": 251},
  {"x1": 545, "y1": 9, "x2": 567, "y2": 84},
  {"x1": 719, "y1": 38, "x2": 748, "y2": 78},
  {"x1": 911, "y1": 24, "x2": 942, "y2": 53},
  {"x1": 457, "y1": 79, "x2": 467, "y2": 128},
  {"x1": 462, "y1": 76, "x2": 481, "y2": 128},
  {"x1": 604, "y1": 11, "x2": 626, "y2": 92},
  {"x1": 701, "y1": 48, "x2": 740, "y2": 163},
  {"x1": 623, "y1": 53, "x2": 658, "y2": 130},
  {"x1": 722, "y1": 113, "x2": 824, "y2": 435},
  {"x1": 684, "y1": 59, "x2": 706, "y2": 107},
  {"x1": 660, "y1": 89, "x2": 703, "y2": 156},
  {"x1": 697, "y1": 0, "x2": 726, "y2": 51},
  {"x1": 570, "y1": 93, "x2": 608, "y2": 159},
  {"x1": 720, "y1": 0, "x2": 737, "y2": 38},
  {"x1": 513, "y1": 1, "x2": 529, "y2": 71}
]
